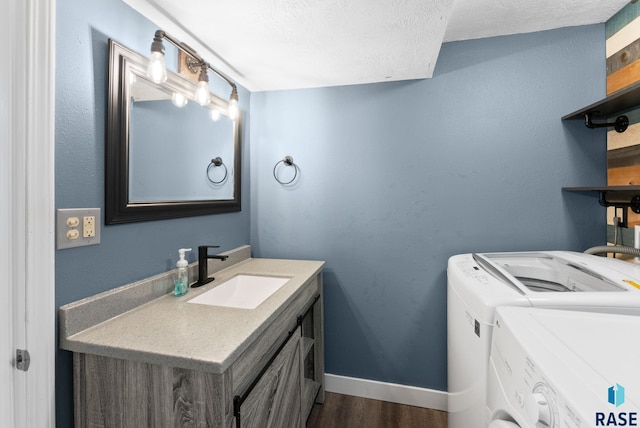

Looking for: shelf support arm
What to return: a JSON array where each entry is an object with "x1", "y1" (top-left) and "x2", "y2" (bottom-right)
[
  {"x1": 598, "y1": 190, "x2": 640, "y2": 215},
  {"x1": 585, "y1": 113, "x2": 629, "y2": 133}
]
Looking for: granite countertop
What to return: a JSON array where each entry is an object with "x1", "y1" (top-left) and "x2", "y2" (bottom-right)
[{"x1": 60, "y1": 252, "x2": 324, "y2": 374}]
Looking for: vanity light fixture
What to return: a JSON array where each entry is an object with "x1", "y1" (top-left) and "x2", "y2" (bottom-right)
[
  {"x1": 171, "y1": 92, "x2": 188, "y2": 108},
  {"x1": 195, "y1": 65, "x2": 210, "y2": 106},
  {"x1": 146, "y1": 30, "x2": 240, "y2": 118},
  {"x1": 228, "y1": 87, "x2": 239, "y2": 120},
  {"x1": 147, "y1": 44, "x2": 167, "y2": 84}
]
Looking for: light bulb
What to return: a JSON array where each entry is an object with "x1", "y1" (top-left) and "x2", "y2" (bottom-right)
[
  {"x1": 147, "y1": 51, "x2": 167, "y2": 84},
  {"x1": 228, "y1": 98, "x2": 239, "y2": 120},
  {"x1": 195, "y1": 81, "x2": 209, "y2": 106},
  {"x1": 171, "y1": 92, "x2": 188, "y2": 108},
  {"x1": 210, "y1": 109, "x2": 220, "y2": 121}
]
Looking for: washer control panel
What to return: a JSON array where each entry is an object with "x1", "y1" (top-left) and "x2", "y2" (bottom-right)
[
  {"x1": 454, "y1": 258, "x2": 492, "y2": 284},
  {"x1": 489, "y1": 313, "x2": 579, "y2": 428}
]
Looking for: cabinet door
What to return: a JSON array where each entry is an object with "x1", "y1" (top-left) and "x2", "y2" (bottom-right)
[{"x1": 239, "y1": 327, "x2": 302, "y2": 428}]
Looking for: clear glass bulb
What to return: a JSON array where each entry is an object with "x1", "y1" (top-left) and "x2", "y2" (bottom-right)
[
  {"x1": 210, "y1": 109, "x2": 220, "y2": 121},
  {"x1": 195, "y1": 81, "x2": 210, "y2": 106},
  {"x1": 147, "y1": 51, "x2": 167, "y2": 84},
  {"x1": 228, "y1": 98, "x2": 239, "y2": 120},
  {"x1": 171, "y1": 92, "x2": 188, "y2": 108}
]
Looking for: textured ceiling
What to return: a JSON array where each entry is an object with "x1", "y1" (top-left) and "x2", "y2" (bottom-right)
[
  {"x1": 445, "y1": 0, "x2": 630, "y2": 42},
  {"x1": 123, "y1": 0, "x2": 630, "y2": 92}
]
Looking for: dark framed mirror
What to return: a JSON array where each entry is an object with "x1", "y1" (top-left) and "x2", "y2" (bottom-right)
[{"x1": 105, "y1": 39, "x2": 241, "y2": 224}]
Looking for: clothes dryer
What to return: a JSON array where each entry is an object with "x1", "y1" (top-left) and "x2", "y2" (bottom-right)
[
  {"x1": 447, "y1": 251, "x2": 640, "y2": 428},
  {"x1": 488, "y1": 306, "x2": 640, "y2": 428}
]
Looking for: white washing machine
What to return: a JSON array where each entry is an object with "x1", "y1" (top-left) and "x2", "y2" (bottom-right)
[
  {"x1": 448, "y1": 251, "x2": 640, "y2": 428},
  {"x1": 488, "y1": 306, "x2": 640, "y2": 427}
]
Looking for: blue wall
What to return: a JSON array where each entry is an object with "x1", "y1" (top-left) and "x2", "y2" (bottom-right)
[
  {"x1": 55, "y1": 0, "x2": 251, "y2": 425},
  {"x1": 250, "y1": 25, "x2": 607, "y2": 391},
  {"x1": 55, "y1": 2, "x2": 607, "y2": 424}
]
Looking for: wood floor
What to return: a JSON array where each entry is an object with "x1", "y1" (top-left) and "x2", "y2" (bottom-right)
[{"x1": 306, "y1": 392, "x2": 448, "y2": 428}]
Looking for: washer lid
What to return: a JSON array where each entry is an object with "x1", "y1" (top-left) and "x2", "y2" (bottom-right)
[{"x1": 476, "y1": 252, "x2": 625, "y2": 293}]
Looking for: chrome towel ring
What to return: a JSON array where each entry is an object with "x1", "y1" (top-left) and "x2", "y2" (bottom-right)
[
  {"x1": 273, "y1": 156, "x2": 299, "y2": 185},
  {"x1": 206, "y1": 157, "x2": 228, "y2": 184}
]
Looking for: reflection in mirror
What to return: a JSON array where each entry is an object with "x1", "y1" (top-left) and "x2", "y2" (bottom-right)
[
  {"x1": 106, "y1": 40, "x2": 241, "y2": 224},
  {"x1": 128, "y1": 75, "x2": 235, "y2": 201}
]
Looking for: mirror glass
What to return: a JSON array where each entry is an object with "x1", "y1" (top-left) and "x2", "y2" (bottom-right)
[
  {"x1": 128, "y1": 76, "x2": 235, "y2": 201},
  {"x1": 106, "y1": 39, "x2": 241, "y2": 224}
]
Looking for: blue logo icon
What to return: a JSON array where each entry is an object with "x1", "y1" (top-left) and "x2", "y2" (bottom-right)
[{"x1": 609, "y1": 384, "x2": 626, "y2": 407}]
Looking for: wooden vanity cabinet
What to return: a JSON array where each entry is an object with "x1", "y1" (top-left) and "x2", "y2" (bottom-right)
[
  {"x1": 235, "y1": 326, "x2": 302, "y2": 428},
  {"x1": 73, "y1": 353, "x2": 232, "y2": 428},
  {"x1": 299, "y1": 294, "x2": 324, "y2": 419},
  {"x1": 233, "y1": 288, "x2": 325, "y2": 428},
  {"x1": 72, "y1": 274, "x2": 324, "y2": 428}
]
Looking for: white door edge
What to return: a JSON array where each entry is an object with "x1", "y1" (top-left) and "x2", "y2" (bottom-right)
[
  {"x1": 3, "y1": 0, "x2": 56, "y2": 426},
  {"x1": 1, "y1": 2, "x2": 16, "y2": 426}
]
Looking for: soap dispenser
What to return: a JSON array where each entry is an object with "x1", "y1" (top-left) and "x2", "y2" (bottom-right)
[{"x1": 174, "y1": 248, "x2": 192, "y2": 296}]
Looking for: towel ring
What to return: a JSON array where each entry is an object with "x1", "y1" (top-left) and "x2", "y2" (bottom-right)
[
  {"x1": 207, "y1": 157, "x2": 228, "y2": 184},
  {"x1": 273, "y1": 156, "x2": 299, "y2": 185}
]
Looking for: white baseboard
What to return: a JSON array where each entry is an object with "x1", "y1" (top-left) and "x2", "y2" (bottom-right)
[{"x1": 323, "y1": 373, "x2": 448, "y2": 412}]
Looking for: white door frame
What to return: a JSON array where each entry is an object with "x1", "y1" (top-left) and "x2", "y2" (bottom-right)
[
  {"x1": 2, "y1": 0, "x2": 56, "y2": 426},
  {"x1": 0, "y1": 4, "x2": 15, "y2": 425}
]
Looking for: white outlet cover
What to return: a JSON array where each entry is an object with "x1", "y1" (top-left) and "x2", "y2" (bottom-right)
[{"x1": 56, "y1": 208, "x2": 101, "y2": 249}]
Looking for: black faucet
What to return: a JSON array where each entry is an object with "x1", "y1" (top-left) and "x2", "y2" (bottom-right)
[{"x1": 194, "y1": 245, "x2": 229, "y2": 287}]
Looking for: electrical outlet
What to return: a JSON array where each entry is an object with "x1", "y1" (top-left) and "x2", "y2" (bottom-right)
[
  {"x1": 83, "y1": 216, "x2": 96, "y2": 238},
  {"x1": 56, "y1": 208, "x2": 101, "y2": 249}
]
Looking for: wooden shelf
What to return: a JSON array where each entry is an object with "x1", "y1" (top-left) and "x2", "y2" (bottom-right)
[
  {"x1": 301, "y1": 337, "x2": 314, "y2": 359},
  {"x1": 302, "y1": 379, "x2": 320, "y2": 419},
  {"x1": 563, "y1": 186, "x2": 640, "y2": 213},
  {"x1": 562, "y1": 81, "x2": 640, "y2": 120},
  {"x1": 563, "y1": 186, "x2": 640, "y2": 192},
  {"x1": 562, "y1": 81, "x2": 640, "y2": 211}
]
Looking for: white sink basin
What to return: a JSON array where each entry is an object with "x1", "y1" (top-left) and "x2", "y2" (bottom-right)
[{"x1": 187, "y1": 275, "x2": 290, "y2": 309}]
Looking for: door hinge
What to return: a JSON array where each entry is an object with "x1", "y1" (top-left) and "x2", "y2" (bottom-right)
[{"x1": 16, "y1": 349, "x2": 30, "y2": 371}]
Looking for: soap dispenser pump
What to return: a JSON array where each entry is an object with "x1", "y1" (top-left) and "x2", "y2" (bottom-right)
[{"x1": 174, "y1": 248, "x2": 192, "y2": 296}]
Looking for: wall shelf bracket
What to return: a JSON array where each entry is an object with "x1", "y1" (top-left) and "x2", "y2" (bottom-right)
[
  {"x1": 598, "y1": 191, "x2": 640, "y2": 214},
  {"x1": 585, "y1": 112, "x2": 629, "y2": 133},
  {"x1": 563, "y1": 186, "x2": 640, "y2": 216}
]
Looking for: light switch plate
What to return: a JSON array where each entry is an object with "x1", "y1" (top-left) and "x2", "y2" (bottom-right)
[{"x1": 56, "y1": 208, "x2": 101, "y2": 249}]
